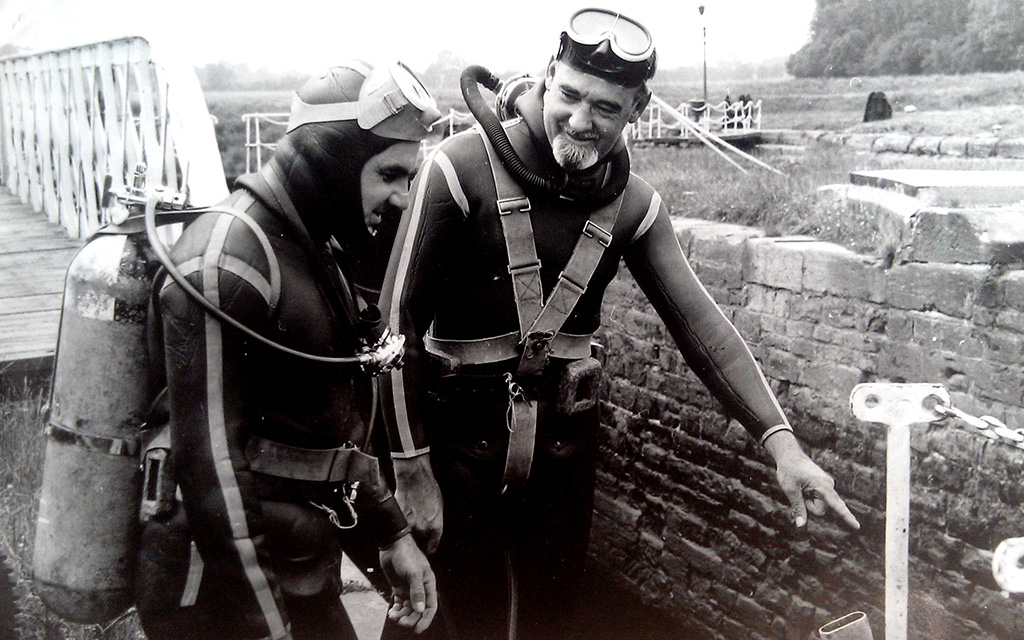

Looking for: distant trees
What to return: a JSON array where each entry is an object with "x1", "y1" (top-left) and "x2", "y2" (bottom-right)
[
  {"x1": 195, "y1": 62, "x2": 311, "y2": 91},
  {"x1": 787, "y1": 0, "x2": 1024, "y2": 77}
]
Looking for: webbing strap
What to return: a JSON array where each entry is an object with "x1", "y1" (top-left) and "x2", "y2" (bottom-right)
[
  {"x1": 502, "y1": 375, "x2": 537, "y2": 490},
  {"x1": 481, "y1": 132, "x2": 543, "y2": 336},
  {"x1": 424, "y1": 331, "x2": 593, "y2": 365},
  {"x1": 245, "y1": 436, "x2": 384, "y2": 485},
  {"x1": 477, "y1": 127, "x2": 624, "y2": 488},
  {"x1": 477, "y1": 128, "x2": 623, "y2": 365},
  {"x1": 524, "y1": 196, "x2": 622, "y2": 341}
]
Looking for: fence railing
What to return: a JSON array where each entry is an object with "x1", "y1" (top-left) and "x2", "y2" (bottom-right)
[
  {"x1": 628, "y1": 98, "x2": 762, "y2": 142},
  {"x1": 0, "y1": 36, "x2": 227, "y2": 239},
  {"x1": 242, "y1": 107, "x2": 478, "y2": 174}
]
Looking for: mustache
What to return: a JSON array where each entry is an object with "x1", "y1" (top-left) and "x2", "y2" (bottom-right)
[{"x1": 562, "y1": 127, "x2": 599, "y2": 141}]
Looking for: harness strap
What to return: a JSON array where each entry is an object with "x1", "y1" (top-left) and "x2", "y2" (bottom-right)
[
  {"x1": 478, "y1": 128, "x2": 623, "y2": 378},
  {"x1": 502, "y1": 374, "x2": 537, "y2": 493},
  {"x1": 425, "y1": 331, "x2": 593, "y2": 365},
  {"x1": 478, "y1": 127, "x2": 624, "y2": 489},
  {"x1": 245, "y1": 436, "x2": 384, "y2": 485},
  {"x1": 523, "y1": 198, "x2": 621, "y2": 345},
  {"x1": 481, "y1": 132, "x2": 544, "y2": 337}
]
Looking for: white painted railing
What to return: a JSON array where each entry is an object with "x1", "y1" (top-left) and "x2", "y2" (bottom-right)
[
  {"x1": 242, "y1": 107, "x2": 477, "y2": 174},
  {"x1": 628, "y1": 98, "x2": 762, "y2": 142},
  {"x1": 0, "y1": 36, "x2": 227, "y2": 239},
  {"x1": 243, "y1": 111, "x2": 288, "y2": 174}
]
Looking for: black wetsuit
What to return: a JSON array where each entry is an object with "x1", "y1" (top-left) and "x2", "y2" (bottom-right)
[
  {"x1": 379, "y1": 83, "x2": 790, "y2": 640},
  {"x1": 136, "y1": 158, "x2": 407, "y2": 640}
]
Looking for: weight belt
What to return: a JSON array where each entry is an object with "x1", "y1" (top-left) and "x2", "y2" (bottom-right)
[{"x1": 476, "y1": 128, "x2": 623, "y2": 490}]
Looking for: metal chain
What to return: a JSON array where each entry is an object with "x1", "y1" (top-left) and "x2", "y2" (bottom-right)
[{"x1": 933, "y1": 401, "x2": 1024, "y2": 450}]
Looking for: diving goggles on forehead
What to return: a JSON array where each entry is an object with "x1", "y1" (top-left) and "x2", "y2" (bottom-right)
[
  {"x1": 286, "y1": 60, "x2": 441, "y2": 141},
  {"x1": 564, "y1": 7, "x2": 655, "y2": 63}
]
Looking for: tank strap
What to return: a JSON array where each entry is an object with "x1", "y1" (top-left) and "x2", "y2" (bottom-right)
[{"x1": 45, "y1": 422, "x2": 140, "y2": 457}]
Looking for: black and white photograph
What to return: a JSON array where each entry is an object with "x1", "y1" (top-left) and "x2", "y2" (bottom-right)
[{"x1": 1, "y1": 1, "x2": 1024, "y2": 639}]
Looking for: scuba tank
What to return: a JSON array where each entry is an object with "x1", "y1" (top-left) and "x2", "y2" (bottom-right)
[
  {"x1": 32, "y1": 167, "x2": 190, "y2": 623},
  {"x1": 32, "y1": 226, "x2": 160, "y2": 623}
]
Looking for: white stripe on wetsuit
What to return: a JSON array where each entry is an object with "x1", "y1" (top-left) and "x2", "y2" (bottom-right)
[
  {"x1": 388, "y1": 149, "x2": 441, "y2": 458},
  {"x1": 432, "y1": 151, "x2": 470, "y2": 217},
  {"x1": 201, "y1": 215, "x2": 288, "y2": 639},
  {"x1": 631, "y1": 190, "x2": 661, "y2": 243}
]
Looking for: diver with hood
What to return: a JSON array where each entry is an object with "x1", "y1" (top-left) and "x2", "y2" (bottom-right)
[{"x1": 136, "y1": 61, "x2": 441, "y2": 640}]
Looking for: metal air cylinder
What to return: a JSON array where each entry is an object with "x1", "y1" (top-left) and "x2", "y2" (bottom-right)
[{"x1": 33, "y1": 232, "x2": 155, "y2": 623}]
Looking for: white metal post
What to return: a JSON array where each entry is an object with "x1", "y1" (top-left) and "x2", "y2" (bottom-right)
[{"x1": 850, "y1": 383, "x2": 948, "y2": 640}]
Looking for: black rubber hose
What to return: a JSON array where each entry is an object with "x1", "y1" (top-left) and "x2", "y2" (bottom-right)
[
  {"x1": 460, "y1": 65, "x2": 631, "y2": 208},
  {"x1": 460, "y1": 65, "x2": 563, "y2": 196},
  {"x1": 143, "y1": 197, "x2": 374, "y2": 367}
]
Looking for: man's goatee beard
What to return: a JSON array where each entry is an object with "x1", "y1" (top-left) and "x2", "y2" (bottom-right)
[{"x1": 552, "y1": 134, "x2": 600, "y2": 171}]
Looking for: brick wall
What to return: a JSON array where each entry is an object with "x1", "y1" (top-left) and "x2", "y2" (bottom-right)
[{"x1": 591, "y1": 218, "x2": 1024, "y2": 640}]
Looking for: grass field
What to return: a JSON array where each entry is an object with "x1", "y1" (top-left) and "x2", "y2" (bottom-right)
[{"x1": 3, "y1": 68, "x2": 1024, "y2": 639}]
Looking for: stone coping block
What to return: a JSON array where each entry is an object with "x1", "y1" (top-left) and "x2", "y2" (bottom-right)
[
  {"x1": 873, "y1": 133, "x2": 914, "y2": 153},
  {"x1": 671, "y1": 217, "x2": 764, "y2": 257},
  {"x1": 996, "y1": 138, "x2": 1024, "y2": 159},
  {"x1": 904, "y1": 207, "x2": 1024, "y2": 264},
  {"x1": 758, "y1": 129, "x2": 1024, "y2": 160},
  {"x1": 815, "y1": 184, "x2": 922, "y2": 261},
  {"x1": 850, "y1": 169, "x2": 1024, "y2": 207},
  {"x1": 818, "y1": 178, "x2": 1024, "y2": 265}
]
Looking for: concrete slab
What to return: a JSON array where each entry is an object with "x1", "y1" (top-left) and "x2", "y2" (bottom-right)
[{"x1": 850, "y1": 170, "x2": 1024, "y2": 207}]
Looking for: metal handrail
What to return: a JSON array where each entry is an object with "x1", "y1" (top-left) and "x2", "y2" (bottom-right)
[
  {"x1": 243, "y1": 112, "x2": 289, "y2": 174},
  {"x1": 628, "y1": 98, "x2": 762, "y2": 142},
  {"x1": 241, "y1": 108, "x2": 478, "y2": 173},
  {"x1": 0, "y1": 36, "x2": 227, "y2": 239}
]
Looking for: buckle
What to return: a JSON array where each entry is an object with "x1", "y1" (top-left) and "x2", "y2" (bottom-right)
[
  {"x1": 508, "y1": 260, "x2": 541, "y2": 276},
  {"x1": 382, "y1": 90, "x2": 405, "y2": 115},
  {"x1": 497, "y1": 196, "x2": 531, "y2": 215},
  {"x1": 582, "y1": 220, "x2": 612, "y2": 247},
  {"x1": 558, "y1": 272, "x2": 586, "y2": 296}
]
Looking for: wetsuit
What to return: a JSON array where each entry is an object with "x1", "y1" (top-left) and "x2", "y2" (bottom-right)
[
  {"x1": 379, "y1": 82, "x2": 790, "y2": 640},
  {"x1": 136, "y1": 158, "x2": 408, "y2": 640}
]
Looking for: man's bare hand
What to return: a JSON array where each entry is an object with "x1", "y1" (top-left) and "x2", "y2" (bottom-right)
[
  {"x1": 379, "y1": 533, "x2": 438, "y2": 634},
  {"x1": 393, "y1": 454, "x2": 444, "y2": 553},
  {"x1": 763, "y1": 429, "x2": 860, "y2": 530}
]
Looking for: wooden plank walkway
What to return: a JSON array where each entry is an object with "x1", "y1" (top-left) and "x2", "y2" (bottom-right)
[{"x1": 0, "y1": 187, "x2": 83, "y2": 389}]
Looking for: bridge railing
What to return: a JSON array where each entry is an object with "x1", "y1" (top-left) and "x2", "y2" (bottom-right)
[
  {"x1": 628, "y1": 98, "x2": 762, "y2": 142},
  {"x1": 0, "y1": 36, "x2": 227, "y2": 240}
]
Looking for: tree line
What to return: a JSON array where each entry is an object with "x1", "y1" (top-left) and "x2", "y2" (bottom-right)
[{"x1": 787, "y1": 0, "x2": 1024, "y2": 77}]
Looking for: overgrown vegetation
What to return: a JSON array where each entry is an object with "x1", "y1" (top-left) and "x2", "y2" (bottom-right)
[
  {"x1": 788, "y1": 0, "x2": 1024, "y2": 77},
  {"x1": 632, "y1": 143, "x2": 887, "y2": 254}
]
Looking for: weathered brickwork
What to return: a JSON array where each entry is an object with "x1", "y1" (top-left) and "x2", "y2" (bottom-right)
[{"x1": 592, "y1": 218, "x2": 1024, "y2": 640}]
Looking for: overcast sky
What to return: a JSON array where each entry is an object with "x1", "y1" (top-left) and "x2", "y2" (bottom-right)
[{"x1": 0, "y1": 0, "x2": 815, "y2": 73}]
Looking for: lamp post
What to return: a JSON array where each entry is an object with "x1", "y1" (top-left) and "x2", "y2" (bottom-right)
[{"x1": 699, "y1": 4, "x2": 707, "y2": 105}]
